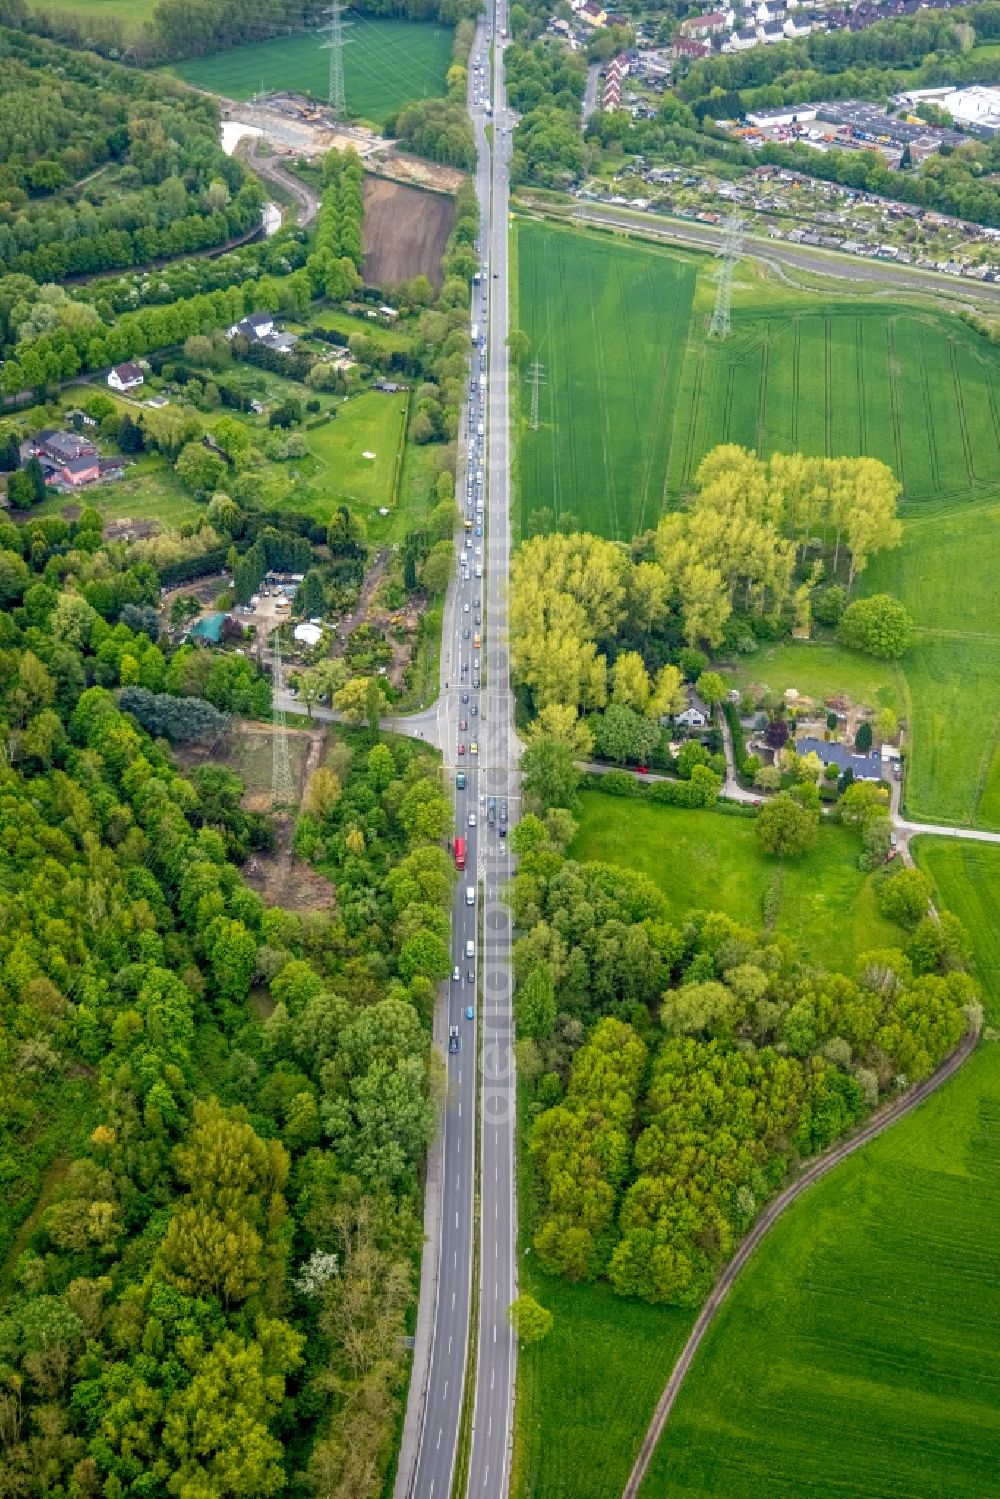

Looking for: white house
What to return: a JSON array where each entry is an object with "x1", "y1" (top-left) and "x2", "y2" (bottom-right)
[
  {"x1": 783, "y1": 14, "x2": 812, "y2": 35},
  {"x1": 108, "y1": 361, "x2": 144, "y2": 393},
  {"x1": 227, "y1": 311, "x2": 274, "y2": 341},
  {"x1": 675, "y1": 687, "x2": 710, "y2": 729}
]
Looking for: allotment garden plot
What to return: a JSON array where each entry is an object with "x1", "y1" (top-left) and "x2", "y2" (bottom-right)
[
  {"x1": 171, "y1": 18, "x2": 452, "y2": 123},
  {"x1": 516, "y1": 220, "x2": 695, "y2": 540},
  {"x1": 664, "y1": 305, "x2": 1000, "y2": 508}
]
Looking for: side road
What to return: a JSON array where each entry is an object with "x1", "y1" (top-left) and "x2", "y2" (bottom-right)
[{"x1": 621, "y1": 1020, "x2": 982, "y2": 1499}]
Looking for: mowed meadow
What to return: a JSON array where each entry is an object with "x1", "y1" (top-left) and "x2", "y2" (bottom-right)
[
  {"x1": 636, "y1": 836, "x2": 1000, "y2": 1499},
  {"x1": 170, "y1": 17, "x2": 453, "y2": 123}
]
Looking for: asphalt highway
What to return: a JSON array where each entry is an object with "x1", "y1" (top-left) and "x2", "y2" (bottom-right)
[
  {"x1": 401, "y1": 10, "x2": 517, "y2": 1495},
  {"x1": 465, "y1": 5, "x2": 519, "y2": 1494}
]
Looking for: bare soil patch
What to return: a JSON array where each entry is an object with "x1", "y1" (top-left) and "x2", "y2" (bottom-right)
[
  {"x1": 363, "y1": 175, "x2": 454, "y2": 290},
  {"x1": 176, "y1": 721, "x2": 334, "y2": 913}
]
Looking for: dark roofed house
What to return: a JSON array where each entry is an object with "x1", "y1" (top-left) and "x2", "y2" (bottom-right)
[
  {"x1": 261, "y1": 330, "x2": 299, "y2": 355},
  {"x1": 108, "y1": 361, "x2": 144, "y2": 393},
  {"x1": 227, "y1": 311, "x2": 275, "y2": 341},
  {"x1": 796, "y1": 736, "x2": 883, "y2": 781},
  {"x1": 60, "y1": 454, "x2": 101, "y2": 486},
  {"x1": 675, "y1": 35, "x2": 712, "y2": 57},
  {"x1": 36, "y1": 429, "x2": 97, "y2": 465},
  {"x1": 675, "y1": 686, "x2": 710, "y2": 729}
]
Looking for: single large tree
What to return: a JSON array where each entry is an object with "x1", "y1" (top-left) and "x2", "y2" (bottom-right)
[{"x1": 755, "y1": 792, "x2": 818, "y2": 860}]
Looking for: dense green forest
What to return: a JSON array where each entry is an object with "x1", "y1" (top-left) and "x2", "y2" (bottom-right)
[
  {"x1": 507, "y1": 41, "x2": 587, "y2": 187},
  {"x1": 510, "y1": 815, "x2": 977, "y2": 1307},
  {"x1": 0, "y1": 495, "x2": 458, "y2": 1495},
  {"x1": 1, "y1": 0, "x2": 478, "y2": 64},
  {"x1": 0, "y1": 30, "x2": 262, "y2": 283}
]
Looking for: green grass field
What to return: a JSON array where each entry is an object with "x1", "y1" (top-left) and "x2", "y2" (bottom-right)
[
  {"x1": 170, "y1": 18, "x2": 452, "y2": 124},
  {"x1": 26, "y1": 0, "x2": 145, "y2": 36},
  {"x1": 304, "y1": 390, "x2": 408, "y2": 515},
  {"x1": 569, "y1": 792, "x2": 900, "y2": 972},
  {"x1": 726, "y1": 639, "x2": 903, "y2": 714},
  {"x1": 516, "y1": 222, "x2": 1000, "y2": 538},
  {"x1": 664, "y1": 303, "x2": 1000, "y2": 509},
  {"x1": 515, "y1": 219, "x2": 696, "y2": 540},
  {"x1": 514, "y1": 1244, "x2": 694, "y2": 1499},
  {"x1": 513, "y1": 1085, "x2": 695, "y2": 1499},
  {"x1": 311, "y1": 308, "x2": 415, "y2": 355},
  {"x1": 636, "y1": 835, "x2": 1000, "y2": 1499},
  {"x1": 32, "y1": 452, "x2": 202, "y2": 530},
  {"x1": 865, "y1": 498, "x2": 1000, "y2": 828}
]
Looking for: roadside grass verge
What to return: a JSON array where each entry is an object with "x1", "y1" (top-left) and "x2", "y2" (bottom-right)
[
  {"x1": 568, "y1": 792, "x2": 899, "y2": 973},
  {"x1": 635, "y1": 835, "x2": 1000, "y2": 1499}
]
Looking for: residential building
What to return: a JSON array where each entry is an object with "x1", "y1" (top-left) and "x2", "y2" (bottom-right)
[
  {"x1": 795, "y1": 736, "x2": 883, "y2": 781},
  {"x1": 680, "y1": 9, "x2": 729, "y2": 36},
  {"x1": 675, "y1": 687, "x2": 710, "y2": 729},
  {"x1": 34, "y1": 430, "x2": 97, "y2": 465},
  {"x1": 227, "y1": 311, "x2": 275, "y2": 341},
  {"x1": 675, "y1": 35, "x2": 713, "y2": 57},
  {"x1": 107, "y1": 361, "x2": 144, "y2": 393},
  {"x1": 60, "y1": 454, "x2": 101, "y2": 486},
  {"x1": 579, "y1": 1, "x2": 608, "y2": 26},
  {"x1": 261, "y1": 330, "x2": 298, "y2": 355},
  {"x1": 783, "y1": 14, "x2": 812, "y2": 35}
]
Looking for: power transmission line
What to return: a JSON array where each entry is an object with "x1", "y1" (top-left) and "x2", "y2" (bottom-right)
[
  {"x1": 708, "y1": 214, "x2": 744, "y2": 341},
  {"x1": 321, "y1": 0, "x2": 351, "y2": 121},
  {"x1": 527, "y1": 359, "x2": 545, "y2": 432},
  {"x1": 270, "y1": 631, "x2": 295, "y2": 807}
]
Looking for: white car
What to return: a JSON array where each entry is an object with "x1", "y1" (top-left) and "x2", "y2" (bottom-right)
[
  {"x1": 452, "y1": 966, "x2": 461, "y2": 982},
  {"x1": 468, "y1": 812, "x2": 477, "y2": 827}
]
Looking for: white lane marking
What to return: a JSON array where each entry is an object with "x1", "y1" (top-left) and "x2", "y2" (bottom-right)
[{"x1": 437, "y1": 1428, "x2": 442, "y2": 1450}]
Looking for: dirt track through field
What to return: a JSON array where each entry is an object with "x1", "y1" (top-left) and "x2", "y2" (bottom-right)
[
  {"x1": 621, "y1": 1021, "x2": 982, "y2": 1499},
  {"x1": 362, "y1": 175, "x2": 454, "y2": 289}
]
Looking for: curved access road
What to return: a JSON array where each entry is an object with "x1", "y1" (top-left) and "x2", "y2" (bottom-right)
[
  {"x1": 621, "y1": 1022, "x2": 982, "y2": 1499},
  {"x1": 246, "y1": 140, "x2": 320, "y2": 228}
]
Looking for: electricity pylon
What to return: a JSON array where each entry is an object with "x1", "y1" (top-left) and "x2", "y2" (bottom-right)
[
  {"x1": 527, "y1": 359, "x2": 545, "y2": 432},
  {"x1": 321, "y1": 0, "x2": 350, "y2": 121},
  {"x1": 271, "y1": 632, "x2": 295, "y2": 807},
  {"x1": 708, "y1": 214, "x2": 744, "y2": 341}
]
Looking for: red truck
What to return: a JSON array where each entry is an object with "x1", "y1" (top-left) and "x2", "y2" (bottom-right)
[{"x1": 454, "y1": 837, "x2": 466, "y2": 872}]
